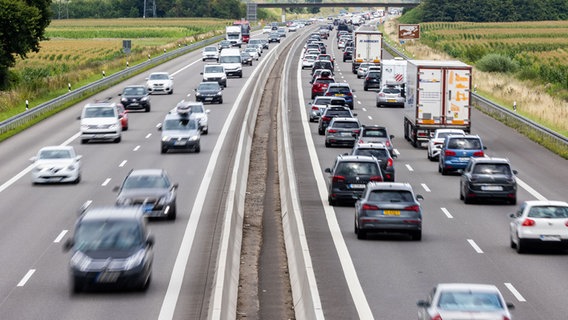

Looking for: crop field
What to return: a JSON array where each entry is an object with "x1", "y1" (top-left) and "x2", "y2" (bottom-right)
[{"x1": 0, "y1": 18, "x2": 229, "y2": 116}]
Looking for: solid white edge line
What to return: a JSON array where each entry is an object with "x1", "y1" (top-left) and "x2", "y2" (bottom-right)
[
  {"x1": 296, "y1": 47, "x2": 375, "y2": 319},
  {"x1": 54, "y1": 230, "x2": 68, "y2": 243},
  {"x1": 17, "y1": 269, "x2": 36, "y2": 287},
  {"x1": 467, "y1": 239, "x2": 484, "y2": 253},
  {"x1": 517, "y1": 178, "x2": 547, "y2": 201},
  {"x1": 504, "y1": 282, "x2": 526, "y2": 302},
  {"x1": 440, "y1": 207, "x2": 453, "y2": 219}
]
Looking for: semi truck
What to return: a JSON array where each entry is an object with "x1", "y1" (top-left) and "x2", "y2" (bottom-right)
[
  {"x1": 381, "y1": 58, "x2": 407, "y2": 87},
  {"x1": 403, "y1": 60, "x2": 472, "y2": 147},
  {"x1": 225, "y1": 25, "x2": 242, "y2": 48},
  {"x1": 352, "y1": 25, "x2": 382, "y2": 73}
]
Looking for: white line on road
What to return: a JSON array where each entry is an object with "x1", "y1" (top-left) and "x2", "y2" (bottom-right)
[
  {"x1": 119, "y1": 160, "x2": 127, "y2": 167},
  {"x1": 17, "y1": 270, "x2": 35, "y2": 287},
  {"x1": 101, "y1": 178, "x2": 111, "y2": 187},
  {"x1": 441, "y1": 207, "x2": 454, "y2": 219},
  {"x1": 517, "y1": 178, "x2": 547, "y2": 201},
  {"x1": 405, "y1": 164, "x2": 414, "y2": 172},
  {"x1": 504, "y1": 282, "x2": 526, "y2": 302},
  {"x1": 54, "y1": 230, "x2": 68, "y2": 243},
  {"x1": 467, "y1": 239, "x2": 484, "y2": 253},
  {"x1": 145, "y1": 133, "x2": 152, "y2": 139},
  {"x1": 421, "y1": 183, "x2": 431, "y2": 192},
  {"x1": 368, "y1": 116, "x2": 373, "y2": 120},
  {"x1": 134, "y1": 145, "x2": 141, "y2": 151},
  {"x1": 362, "y1": 107, "x2": 367, "y2": 112}
]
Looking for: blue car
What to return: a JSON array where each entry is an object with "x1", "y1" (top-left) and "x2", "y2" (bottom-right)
[{"x1": 438, "y1": 134, "x2": 486, "y2": 175}]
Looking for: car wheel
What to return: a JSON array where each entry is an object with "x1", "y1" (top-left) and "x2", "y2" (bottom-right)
[
  {"x1": 516, "y1": 238, "x2": 526, "y2": 254},
  {"x1": 167, "y1": 204, "x2": 177, "y2": 220},
  {"x1": 459, "y1": 187, "x2": 464, "y2": 200},
  {"x1": 195, "y1": 144, "x2": 201, "y2": 153},
  {"x1": 219, "y1": 98, "x2": 223, "y2": 104},
  {"x1": 463, "y1": 193, "x2": 472, "y2": 204},
  {"x1": 81, "y1": 139, "x2": 88, "y2": 144},
  {"x1": 203, "y1": 128, "x2": 208, "y2": 135},
  {"x1": 357, "y1": 229, "x2": 366, "y2": 240},
  {"x1": 71, "y1": 278, "x2": 82, "y2": 294},
  {"x1": 145, "y1": 106, "x2": 150, "y2": 112},
  {"x1": 411, "y1": 230, "x2": 422, "y2": 241},
  {"x1": 169, "y1": 89, "x2": 173, "y2": 95},
  {"x1": 509, "y1": 198, "x2": 517, "y2": 205},
  {"x1": 161, "y1": 146, "x2": 167, "y2": 154},
  {"x1": 510, "y1": 235, "x2": 517, "y2": 249},
  {"x1": 328, "y1": 196, "x2": 336, "y2": 206},
  {"x1": 325, "y1": 141, "x2": 331, "y2": 148},
  {"x1": 74, "y1": 175, "x2": 81, "y2": 184},
  {"x1": 318, "y1": 128, "x2": 324, "y2": 135},
  {"x1": 440, "y1": 165, "x2": 448, "y2": 176},
  {"x1": 115, "y1": 136, "x2": 121, "y2": 143},
  {"x1": 140, "y1": 273, "x2": 152, "y2": 291}
]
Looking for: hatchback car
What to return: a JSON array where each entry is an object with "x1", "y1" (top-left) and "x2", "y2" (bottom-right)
[
  {"x1": 30, "y1": 146, "x2": 82, "y2": 184},
  {"x1": 240, "y1": 52, "x2": 253, "y2": 66},
  {"x1": 439, "y1": 135, "x2": 486, "y2": 175},
  {"x1": 268, "y1": 32, "x2": 280, "y2": 43},
  {"x1": 218, "y1": 40, "x2": 232, "y2": 51},
  {"x1": 417, "y1": 283, "x2": 514, "y2": 320},
  {"x1": 325, "y1": 155, "x2": 383, "y2": 206},
  {"x1": 262, "y1": 25, "x2": 272, "y2": 34},
  {"x1": 64, "y1": 205, "x2": 154, "y2": 293},
  {"x1": 307, "y1": 96, "x2": 346, "y2": 122},
  {"x1": 324, "y1": 83, "x2": 355, "y2": 109},
  {"x1": 145, "y1": 72, "x2": 174, "y2": 95},
  {"x1": 201, "y1": 64, "x2": 227, "y2": 88},
  {"x1": 427, "y1": 129, "x2": 465, "y2": 161},
  {"x1": 311, "y1": 76, "x2": 335, "y2": 99},
  {"x1": 363, "y1": 70, "x2": 382, "y2": 91},
  {"x1": 354, "y1": 125, "x2": 396, "y2": 157},
  {"x1": 158, "y1": 105, "x2": 202, "y2": 153},
  {"x1": 318, "y1": 106, "x2": 356, "y2": 135},
  {"x1": 302, "y1": 54, "x2": 318, "y2": 69},
  {"x1": 114, "y1": 169, "x2": 178, "y2": 220},
  {"x1": 376, "y1": 85, "x2": 405, "y2": 108},
  {"x1": 243, "y1": 47, "x2": 259, "y2": 60},
  {"x1": 194, "y1": 81, "x2": 223, "y2": 104},
  {"x1": 354, "y1": 182, "x2": 423, "y2": 240},
  {"x1": 325, "y1": 117, "x2": 361, "y2": 148},
  {"x1": 310, "y1": 69, "x2": 332, "y2": 84},
  {"x1": 176, "y1": 101, "x2": 210, "y2": 134},
  {"x1": 311, "y1": 60, "x2": 334, "y2": 75},
  {"x1": 351, "y1": 143, "x2": 395, "y2": 182},
  {"x1": 509, "y1": 200, "x2": 568, "y2": 253},
  {"x1": 201, "y1": 46, "x2": 219, "y2": 61},
  {"x1": 460, "y1": 157, "x2": 518, "y2": 204},
  {"x1": 79, "y1": 102, "x2": 122, "y2": 144},
  {"x1": 356, "y1": 62, "x2": 377, "y2": 79},
  {"x1": 119, "y1": 85, "x2": 151, "y2": 112}
]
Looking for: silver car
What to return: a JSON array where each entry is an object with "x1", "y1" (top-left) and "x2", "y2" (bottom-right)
[
  {"x1": 356, "y1": 62, "x2": 376, "y2": 79},
  {"x1": 324, "y1": 117, "x2": 361, "y2": 148},
  {"x1": 376, "y1": 85, "x2": 405, "y2": 108}
]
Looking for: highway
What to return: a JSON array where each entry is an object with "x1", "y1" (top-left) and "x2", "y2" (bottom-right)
[{"x1": 0, "y1": 21, "x2": 566, "y2": 320}]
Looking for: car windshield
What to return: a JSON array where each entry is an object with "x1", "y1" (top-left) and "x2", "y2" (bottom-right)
[
  {"x1": 369, "y1": 190, "x2": 414, "y2": 202},
  {"x1": 335, "y1": 162, "x2": 379, "y2": 176},
  {"x1": 75, "y1": 220, "x2": 142, "y2": 251},
  {"x1": 219, "y1": 56, "x2": 241, "y2": 63},
  {"x1": 315, "y1": 78, "x2": 335, "y2": 84},
  {"x1": 163, "y1": 118, "x2": 198, "y2": 131},
  {"x1": 354, "y1": 148, "x2": 389, "y2": 159},
  {"x1": 448, "y1": 138, "x2": 482, "y2": 150},
  {"x1": 149, "y1": 73, "x2": 169, "y2": 80},
  {"x1": 205, "y1": 66, "x2": 224, "y2": 73},
  {"x1": 332, "y1": 121, "x2": 359, "y2": 129},
  {"x1": 84, "y1": 107, "x2": 115, "y2": 118},
  {"x1": 528, "y1": 205, "x2": 568, "y2": 218},
  {"x1": 39, "y1": 149, "x2": 72, "y2": 159},
  {"x1": 314, "y1": 98, "x2": 332, "y2": 105},
  {"x1": 199, "y1": 83, "x2": 220, "y2": 90},
  {"x1": 123, "y1": 87, "x2": 145, "y2": 95},
  {"x1": 473, "y1": 163, "x2": 511, "y2": 175},
  {"x1": 437, "y1": 291, "x2": 504, "y2": 312},
  {"x1": 123, "y1": 174, "x2": 169, "y2": 189},
  {"x1": 328, "y1": 87, "x2": 350, "y2": 94}
]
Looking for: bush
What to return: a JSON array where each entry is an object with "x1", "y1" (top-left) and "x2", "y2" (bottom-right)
[{"x1": 476, "y1": 54, "x2": 519, "y2": 73}]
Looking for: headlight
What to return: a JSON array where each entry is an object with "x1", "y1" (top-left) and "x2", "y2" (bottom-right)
[
  {"x1": 216, "y1": 91, "x2": 222, "y2": 96},
  {"x1": 189, "y1": 135, "x2": 199, "y2": 141},
  {"x1": 162, "y1": 136, "x2": 172, "y2": 142},
  {"x1": 80, "y1": 125, "x2": 89, "y2": 131},
  {"x1": 157, "y1": 196, "x2": 167, "y2": 206},
  {"x1": 196, "y1": 92, "x2": 202, "y2": 96},
  {"x1": 117, "y1": 197, "x2": 133, "y2": 206},
  {"x1": 141, "y1": 97, "x2": 149, "y2": 101},
  {"x1": 67, "y1": 163, "x2": 77, "y2": 170},
  {"x1": 124, "y1": 249, "x2": 146, "y2": 270},
  {"x1": 70, "y1": 251, "x2": 93, "y2": 271},
  {"x1": 110, "y1": 124, "x2": 119, "y2": 130},
  {"x1": 120, "y1": 97, "x2": 127, "y2": 103}
]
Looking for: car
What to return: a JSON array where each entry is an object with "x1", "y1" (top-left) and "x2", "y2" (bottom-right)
[
  {"x1": 116, "y1": 103, "x2": 129, "y2": 131},
  {"x1": 249, "y1": 39, "x2": 267, "y2": 50},
  {"x1": 439, "y1": 134, "x2": 486, "y2": 175},
  {"x1": 114, "y1": 169, "x2": 178, "y2": 220},
  {"x1": 509, "y1": 200, "x2": 568, "y2": 253},
  {"x1": 243, "y1": 47, "x2": 259, "y2": 60},
  {"x1": 79, "y1": 102, "x2": 122, "y2": 144},
  {"x1": 201, "y1": 64, "x2": 227, "y2": 88},
  {"x1": 311, "y1": 60, "x2": 334, "y2": 75},
  {"x1": 356, "y1": 62, "x2": 377, "y2": 79},
  {"x1": 268, "y1": 32, "x2": 280, "y2": 43},
  {"x1": 417, "y1": 283, "x2": 514, "y2": 320},
  {"x1": 354, "y1": 125, "x2": 396, "y2": 157},
  {"x1": 29, "y1": 146, "x2": 82, "y2": 184},
  {"x1": 277, "y1": 27, "x2": 286, "y2": 37},
  {"x1": 460, "y1": 157, "x2": 518, "y2": 204},
  {"x1": 174, "y1": 100, "x2": 209, "y2": 134},
  {"x1": 218, "y1": 40, "x2": 232, "y2": 51},
  {"x1": 145, "y1": 72, "x2": 174, "y2": 95},
  {"x1": 351, "y1": 143, "x2": 395, "y2": 182},
  {"x1": 194, "y1": 81, "x2": 223, "y2": 104},
  {"x1": 305, "y1": 49, "x2": 321, "y2": 57},
  {"x1": 325, "y1": 117, "x2": 361, "y2": 148},
  {"x1": 247, "y1": 43, "x2": 263, "y2": 55},
  {"x1": 307, "y1": 96, "x2": 346, "y2": 122},
  {"x1": 305, "y1": 43, "x2": 321, "y2": 54},
  {"x1": 119, "y1": 85, "x2": 151, "y2": 112},
  {"x1": 219, "y1": 48, "x2": 243, "y2": 78},
  {"x1": 313, "y1": 41, "x2": 327, "y2": 54},
  {"x1": 63, "y1": 205, "x2": 154, "y2": 293},
  {"x1": 311, "y1": 76, "x2": 335, "y2": 99},
  {"x1": 259, "y1": 38, "x2": 269, "y2": 49},
  {"x1": 427, "y1": 129, "x2": 466, "y2": 161},
  {"x1": 317, "y1": 54, "x2": 334, "y2": 67},
  {"x1": 201, "y1": 46, "x2": 219, "y2": 61},
  {"x1": 302, "y1": 54, "x2": 318, "y2": 69},
  {"x1": 158, "y1": 104, "x2": 202, "y2": 153},
  {"x1": 376, "y1": 84, "x2": 405, "y2": 108},
  {"x1": 324, "y1": 154, "x2": 384, "y2": 206},
  {"x1": 240, "y1": 51, "x2": 253, "y2": 66},
  {"x1": 289, "y1": 24, "x2": 299, "y2": 32},
  {"x1": 324, "y1": 82, "x2": 355, "y2": 109},
  {"x1": 318, "y1": 105, "x2": 355, "y2": 135},
  {"x1": 354, "y1": 182, "x2": 423, "y2": 240},
  {"x1": 318, "y1": 28, "x2": 329, "y2": 39},
  {"x1": 363, "y1": 70, "x2": 382, "y2": 91},
  {"x1": 310, "y1": 68, "x2": 332, "y2": 84},
  {"x1": 262, "y1": 25, "x2": 272, "y2": 34},
  {"x1": 343, "y1": 47, "x2": 353, "y2": 62}
]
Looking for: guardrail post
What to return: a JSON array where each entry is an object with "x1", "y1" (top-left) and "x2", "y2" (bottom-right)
[{"x1": 25, "y1": 100, "x2": 29, "y2": 111}]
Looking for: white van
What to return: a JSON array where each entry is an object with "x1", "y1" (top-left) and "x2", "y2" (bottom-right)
[{"x1": 218, "y1": 48, "x2": 242, "y2": 78}]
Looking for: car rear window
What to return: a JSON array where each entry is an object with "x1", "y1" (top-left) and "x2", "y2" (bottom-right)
[
  {"x1": 472, "y1": 163, "x2": 511, "y2": 175},
  {"x1": 315, "y1": 78, "x2": 335, "y2": 84},
  {"x1": 327, "y1": 87, "x2": 350, "y2": 94},
  {"x1": 336, "y1": 162, "x2": 379, "y2": 176},
  {"x1": 314, "y1": 98, "x2": 332, "y2": 104},
  {"x1": 363, "y1": 129, "x2": 387, "y2": 137},
  {"x1": 447, "y1": 138, "x2": 482, "y2": 150},
  {"x1": 369, "y1": 190, "x2": 414, "y2": 202},
  {"x1": 332, "y1": 121, "x2": 359, "y2": 128},
  {"x1": 382, "y1": 88, "x2": 401, "y2": 94},
  {"x1": 326, "y1": 110, "x2": 351, "y2": 117},
  {"x1": 528, "y1": 206, "x2": 568, "y2": 218},
  {"x1": 353, "y1": 148, "x2": 389, "y2": 159}
]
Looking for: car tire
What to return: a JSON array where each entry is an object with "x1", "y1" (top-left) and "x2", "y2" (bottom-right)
[
  {"x1": 145, "y1": 106, "x2": 150, "y2": 112},
  {"x1": 71, "y1": 278, "x2": 82, "y2": 294},
  {"x1": 325, "y1": 141, "x2": 331, "y2": 148},
  {"x1": 318, "y1": 128, "x2": 324, "y2": 135},
  {"x1": 516, "y1": 238, "x2": 526, "y2": 254},
  {"x1": 219, "y1": 98, "x2": 223, "y2": 104},
  {"x1": 459, "y1": 188, "x2": 464, "y2": 200},
  {"x1": 411, "y1": 230, "x2": 422, "y2": 241},
  {"x1": 169, "y1": 89, "x2": 173, "y2": 95},
  {"x1": 364, "y1": 86, "x2": 368, "y2": 91},
  {"x1": 463, "y1": 192, "x2": 472, "y2": 204},
  {"x1": 509, "y1": 198, "x2": 517, "y2": 205},
  {"x1": 161, "y1": 146, "x2": 167, "y2": 154},
  {"x1": 328, "y1": 196, "x2": 336, "y2": 206},
  {"x1": 440, "y1": 165, "x2": 448, "y2": 176},
  {"x1": 167, "y1": 204, "x2": 177, "y2": 220},
  {"x1": 115, "y1": 136, "x2": 121, "y2": 143},
  {"x1": 510, "y1": 236, "x2": 517, "y2": 249},
  {"x1": 74, "y1": 175, "x2": 81, "y2": 184},
  {"x1": 203, "y1": 128, "x2": 208, "y2": 135},
  {"x1": 195, "y1": 144, "x2": 201, "y2": 153},
  {"x1": 357, "y1": 229, "x2": 366, "y2": 240},
  {"x1": 81, "y1": 139, "x2": 88, "y2": 144},
  {"x1": 140, "y1": 273, "x2": 152, "y2": 291}
]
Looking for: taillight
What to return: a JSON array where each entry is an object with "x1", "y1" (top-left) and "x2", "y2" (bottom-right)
[
  {"x1": 378, "y1": 93, "x2": 385, "y2": 97},
  {"x1": 565, "y1": 220, "x2": 568, "y2": 227},
  {"x1": 404, "y1": 205, "x2": 420, "y2": 212},
  {"x1": 387, "y1": 158, "x2": 393, "y2": 167},
  {"x1": 311, "y1": 106, "x2": 319, "y2": 111},
  {"x1": 328, "y1": 129, "x2": 337, "y2": 133},
  {"x1": 365, "y1": 77, "x2": 370, "y2": 81},
  {"x1": 362, "y1": 203, "x2": 379, "y2": 210},
  {"x1": 346, "y1": 92, "x2": 353, "y2": 96},
  {"x1": 369, "y1": 175, "x2": 382, "y2": 182},
  {"x1": 445, "y1": 150, "x2": 457, "y2": 156},
  {"x1": 473, "y1": 151, "x2": 484, "y2": 157},
  {"x1": 353, "y1": 129, "x2": 360, "y2": 134},
  {"x1": 332, "y1": 175, "x2": 345, "y2": 182},
  {"x1": 432, "y1": 315, "x2": 442, "y2": 320},
  {"x1": 522, "y1": 218, "x2": 535, "y2": 226},
  {"x1": 322, "y1": 116, "x2": 331, "y2": 121},
  {"x1": 385, "y1": 141, "x2": 391, "y2": 147}
]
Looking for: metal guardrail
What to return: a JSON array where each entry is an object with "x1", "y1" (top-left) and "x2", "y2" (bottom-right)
[
  {"x1": 0, "y1": 34, "x2": 225, "y2": 137},
  {"x1": 383, "y1": 40, "x2": 568, "y2": 151}
]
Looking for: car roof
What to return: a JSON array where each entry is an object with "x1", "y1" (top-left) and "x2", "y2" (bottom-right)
[
  {"x1": 335, "y1": 154, "x2": 378, "y2": 163},
  {"x1": 328, "y1": 82, "x2": 350, "y2": 88},
  {"x1": 39, "y1": 145, "x2": 75, "y2": 152},
  {"x1": 366, "y1": 182, "x2": 414, "y2": 191},
  {"x1": 128, "y1": 168, "x2": 165, "y2": 177},
  {"x1": 469, "y1": 157, "x2": 510, "y2": 164},
  {"x1": 80, "y1": 206, "x2": 145, "y2": 222},
  {"x1": 522, "y1": 200, "x2": 568, "y2": 207},
  {"x1": 332, "y1": 117, "x2": 358, "y2": 122},
  {"x1": 84, "y1": 102, "x2": 117, "y2": 109},
  {"x1": 354, "y1": 142, "x2": 387, "y2": 149},
  {"x1": 435, "y1": 283, "x2": 501, "y2": 293}
]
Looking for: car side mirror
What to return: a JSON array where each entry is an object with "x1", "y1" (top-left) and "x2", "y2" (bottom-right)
[
  {"x1": 324, "y1": 168, "x2": 331, "y2": 173},
  {"x1": 353, "y1": 113, "x2": 358, "y2": 116},
  {"x1": 146, "y1": 235, "x2": 155, "y2": 247},
  {"x1": 112, "y1": 186, "x2": 120, "y2": 193},
  {"x1": 416, "y1": 194, "x2": 424, "y2": 201},
  {"x1": 483, "y1": 146, "x2": 487, "y2": 150},
  {"x1": 172, "y1": 183, "x2": 179, "y2": 190},
  {"x1": 206, "y1": 110, "x2": 211, "y2": 114},
  {"x1": 157, "y1": 123, "x2": 163, "y2": 131},
  {"x1": 416, "y1": 300, "x2": 430, "y2": 308},
  {"x1": 77, "y1": 115, "x2": 81, "y2": 120},
  {"x1": 118, "y1": 93, "x2": 122, "y2": 96},
  {"x1": 390, "y1": 135, "x2": 395, "y2": 139},
  {"x1": 506, "y1": 302, "x2": 515, "y2": 310},
  {"x1": 457, "y1": 169, "x2": 464, "y2": 174},
  {"x1": 29, "y1": 156, "x2": 37, "y2": 162},
  {"x1": 512, "y1": 169, "x2": 518, "y2": 175},
  {"x1": 509, "y1": 213, "x2": 516, "y2": 218},
  {"x1": 76, "y1": 155, "x2": 83, "y2": 161},
  {"x1": 63, "y1": 238, "x2": 74, "y2": 252},
  {"x1": 200, "y1": 72, "x2": 203, "y2": 75}
]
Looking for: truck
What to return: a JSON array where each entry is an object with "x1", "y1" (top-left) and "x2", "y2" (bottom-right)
[
  {"x1": 233, "y1": 20, "x2": 251, "y2": 43},
  {"x1": 225, "y1": 26, "x2": 242, "y2": 48},
  {"x1": 352, "y1": 25, "x2": 382, "y2": 73},
  {"x1": 403, "y1": 60, "x2": 472, "y2": 147},
  {"x1": 381, "y1": 58, "x2": 407, "y2": 87}
]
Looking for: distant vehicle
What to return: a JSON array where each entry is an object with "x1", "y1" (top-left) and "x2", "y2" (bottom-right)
[
  {"x1": 145, "y1": 72, "x2": 174, "y2": 95},
  {"x1": 119, "y1": 85, "x2": 151, "y2": 112},
  {"x1": 356, "y1": 62, "x2": 377, "y2": 79},
  {"x1": 363, "y1": 70, "x2": 382, "y2": 91},
  {"x1": 262, "y1": 26, "x2": 272, "y2": 34},
  {"x1": 64, "y1": 205, "x2": 154, "y2": 293},
  {"x1": 174, "y1": 100, "x2": 210, "y2": 134},
  {"x1": 219, "y1": 48, "x2": 243, "y2": 78},
  {"x1": 460, "y1": 157, "x2": 518, "y2": 204},
  {"x1": 289, "y1": 24, "x2": 299, "y2": 32},
  {"x1": 439, "y1": 134, "x2": 486, "y2": 175},
  {"x1": 351, "y1": 143, "x2": 395, "y2": 181},
  {"x1": 194, "y1": 81, "x2": 223, "y2": 104},
  {"x1": 311, "y1": 75, "x2": 335, "y2": 99},
  {"x1": 380, "y1": 58, "x2": 407, "y2": 88},
  {"x1": 225, "y1": 25, "x2": 242, "y2": 47},
  {"x1": 376, "y1": 84, "x2": 405, "y2": 108},
  {"x1": 318, "y1": 106, "x2": 356, "y2": 135},
  {"x1": 324, "y1": 83, "x2": 355, "y2": 109},
  {"x1": 249, "y1": 38, "x2": 268, "y2": 50},
  {"x1": 302, "y1": 54, "x2": 318, "y2": 69},
  {"x1": 157, "y1": 104, "x2": 202, "y2": 153},
  {"x1": 343, "y1": 47, "x2": 353, "y2": 62},
  {"x1": 233, "y1": 20, "x2": 251, "y2": 43},
  {"x1": 354, "y1": 125, "x2": 396, "y2": 157},
  {"x1": 324, "y1": 117, "x2": 361, "y2": 148},
  {"x1": 509, "y1": 200, "x2": 568, "y2": 253},
  {"x1": 243, "y1": 47, "x2": 259, "y2": 60},
  {"x1": 218, "y1": 40, "x2": 232, "y2": 52},
  {"x1": 240, "y1": 51, "x2": 253, "y2": 66},
  {"x1": 202, "y1": 46, "x2": 219, "y2": 61},
  {"x1": 201, "y1": 64, "x2": 227, "y2": 87},
  {"x1": 268, "y1": 32, "x2": 281, "y2": 43},
  {"x1": 30, "y1": 146, "x2": 82, "y2": 184},
  {"x1": 352, "y1": 25, "x2": 382, "y2": 73},
  {"x1": 79, "y1": 102, "x2": 122, "y2": 144},
  {"x1": 427, "y1": 129, "x2": 466, "y2": 161},
  {"x1": 307, "y1": 96, "x2": 346, "y2": 122},
  {"x1": 277, "y1": 27, "x2": 287, "y2": 37},
  {"x1": 417, "y1": 283, "x2": 514, "y2": 320}
]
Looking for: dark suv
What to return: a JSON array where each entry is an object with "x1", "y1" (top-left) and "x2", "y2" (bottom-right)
[
  {"x1": 351, "y1": 143, "x2": 395, "y2": 182},
  {"x1": 460, "y1": 157, "x2": 518, "y2": 204},
  {"x1": 318, "y1": 106, "x2": 356, "y2": 135},
  {"x1": 363, "y1": 70, "x2": 382, "y2": 91},
  {"x1": 119, "y1": 85, "x2": 151, "y2": 112},
  {"x1": 324, "y1": 155, "x2": 384, "y2": 205}
]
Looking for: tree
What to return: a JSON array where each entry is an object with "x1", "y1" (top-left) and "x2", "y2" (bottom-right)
[{"x1": 0, "y1": 0, "x2": 51, "y2": 89}]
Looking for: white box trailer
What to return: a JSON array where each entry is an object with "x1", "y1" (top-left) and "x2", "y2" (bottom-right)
[
  {"x1": 225, "y1": 26, "x2": 242, "y2": 48},
  {"x1": 381, "y1": 58, "x2": 407, "y2": 87},
  {"x1": 403, "y1": 60, "x2": 472, "y2": 147},
  {"x1": 352, "y1": 25, "x2": 382, "y2": 73}
]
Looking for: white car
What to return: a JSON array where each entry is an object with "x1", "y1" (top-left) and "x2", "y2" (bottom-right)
[
  {"x1": 288, "y1": 24, "x2": 298, "y2": 32},
  {"x1": 509, "y1": 200, "x2": 568, "y2": 253},
  {"x1": 262, "y1": 26, "x2": 272, "y2": 34},
  {"x1": 301, "y1": 54, "x2": 318, "y2": 69},
  {"x1": 243, "y1": 47, "x2": 259, "y2": 60},
  {"x1": 173, "y1": 101, "x2": 210, "y2": 135},
  {"x1": 30, "y1": 146, "x2": 82, "y2": 184},
  {"x1": 417, "y1": 283, "x2": 514, "y2": 320},
  {"x1": 427, "y1": 129, "x2": 466, "y2": 161},
  {"x1": 145, "y1": 72, "x2": 174, "y2": 94},
  {"x1": 79, "y1": 102, "x2": 122, "y2": 144},
  {"x1": 201, "y1": 46, "x2": 219, "y2": 61}
]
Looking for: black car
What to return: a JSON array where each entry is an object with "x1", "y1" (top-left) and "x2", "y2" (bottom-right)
[
  {"x1": 363, "y1": 71, "x2": 382, "y2": 91},
  {"x1": 240, "y1": 52, "x2": 253, "y2": 66},
  {"x1": 268, "y1": 32, "x2": 280, "y2": 43},
  {"x1": 460, "y1": 157, "x2": 518, "y2": 204},
  {"x1": 351, "y1": 143, "x2": 395, "y2": 182},
  {"x1": 318, "y1": 106, "x2": 355, "y2": 135},
  {"x1": 114, "y1": 169, "x2": 178, "y2": 220},
  {"x1": 343, "y1": 47, "x2": 353, "y2": 62},
  {"x1": 119, "y1": 85, "x2": 151, "y2": 112},
  {"x1": 194, "y1": 81, "x2": 223, "y2": 104},
  {"x1": 64, "y1": 205, "x2": 154, "y2": 293},
  {"x1": 324, "y1": 154, "x2": 384, "y2": 206}
]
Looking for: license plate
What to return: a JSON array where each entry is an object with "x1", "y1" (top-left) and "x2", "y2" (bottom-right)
[
  {"x1": 174, "y1": 141, "x2": 186, "y2": 146},
  {"x1": 97, "y1": 271, "x2": 119, "y2": 283},
  {"x1": 341, "y1": 132, "x2": 351, "y2": 136},
  {"x1": 459, "y1": 157, "x2": 470, "y2": 161},
  {"x1": 387, "y1": 99, "x2": 396, "y2": 102},
  {"x1": 481, "y1": 185, "x2": 503, "y2": 191},
  {"x1": 540, "y1": 235, "x2": 561, "y2": 241},
  {"x1": 335, "y1": 94, "x2": 342, "y2": 96},
  {"x1": 205, "y1": 98, "x2": 213, "y2": 101},
  {"x1": 383, "y1": 210, "x2": 400, "y2": 216},
  {"x1": 349, "y1": 184, "x2": 366, "y2": 189},
  {"x1": 143, "y1": 203, "x2": 154, "y2": 212}
]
